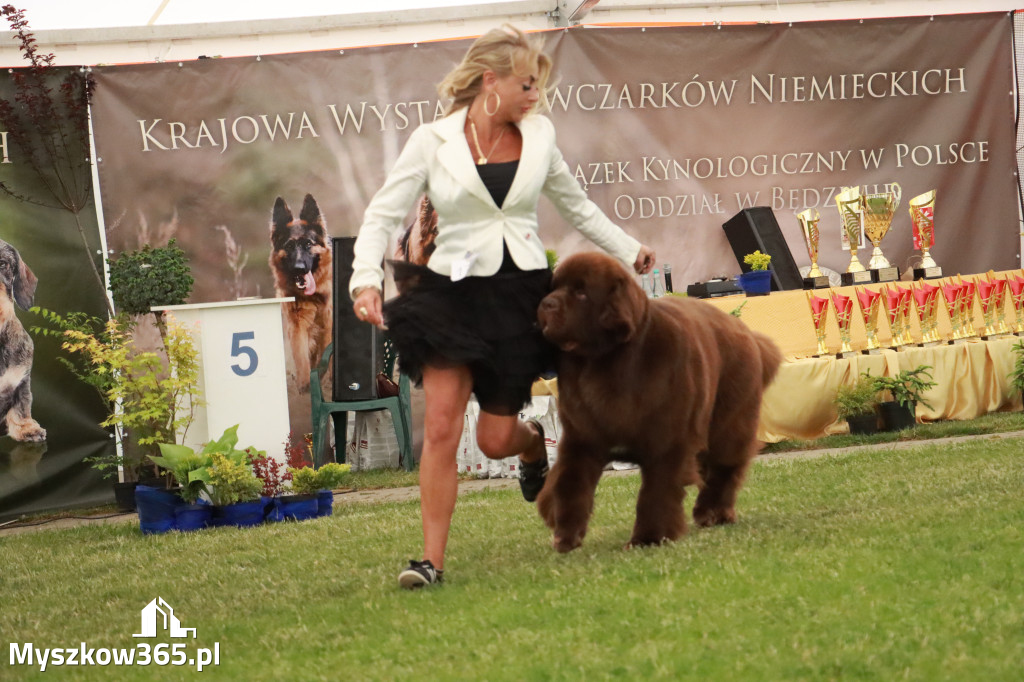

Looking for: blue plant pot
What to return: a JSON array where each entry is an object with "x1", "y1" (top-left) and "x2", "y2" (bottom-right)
[
  {"x1": 262, "y1": 496, "x2": 285, "y2": 523},
  {"x1": 278, "y1": 494, "x2": 318, "y2": 522},
  {"x1": 316, "y1": 489, "x2": 334, "y2": 517},
  {"x1": 135, "y1": 485, "x2": 182, "y2": 535},
  {"x1": 738, "y1": 270, "x2": 772, "y2": 296},
  {"x1": 174, "y1": 501, "x2": 212, "y2": 532},
  {"x1": 214, "y1": 500, "x2": 265, "y2": 528}
]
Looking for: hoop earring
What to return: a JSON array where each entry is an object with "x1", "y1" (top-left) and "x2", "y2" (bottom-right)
[{"x1": 484, "y1": 91, "x2": 501, "y2": 117}]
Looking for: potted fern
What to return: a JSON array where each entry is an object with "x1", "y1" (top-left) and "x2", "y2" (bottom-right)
[
  {"x1": 871, "y1": 365, "x2": 936, "y2": 431},
  {"x1": 834, "y1": 374, "x2": 881, "y2": 435},
  {"x1": 738, "y1": 250, "x2": 772, "y2": 296},
  {"x1": 1010, "y1": 340, "x2": 1024, "y2": 407}
]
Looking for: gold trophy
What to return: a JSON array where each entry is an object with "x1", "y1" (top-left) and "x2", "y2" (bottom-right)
[
  {"x1": 897, "y1": 285, "x2": 916, "y2": 346},
  {"x1": 941, "y1": 281, "x2": 967, "y2": 342},
  {"x1": 797, "y1": 208, "x2": 828, "y2": 289},
  {"x1": 993, "y1": 276, "x2": 1011, "y2": 335},
  {"x1": 836, "y1": 186, "x2": 871, "y2": 285},
  {"x1": 829, "y1": 290, "x2": 855, "y2": 357},
  {"x1": 913, "y1": 281, "x2": 942, "y2": 345},
  {"x1": 861, "y1": 183, "x2": 901, "y2": 281},
  {"x1": 806, "y1": 292, "x2": 831, "y2": 356},
  {"x1": 976, "y1": 273, "x2": 1009, "y2": 338},
  {"x1": 882, "y1": 286, "x2": 905, "y2": 349},
  {"x1": 908, "y1": 190, "x2": 942, "y2": 278},
  {"x1": 957, "y1": 276, "x2": 978, "y2": 339},
  {"x1": 856, "y1": 287, "x2": 882, "y2": 352}
]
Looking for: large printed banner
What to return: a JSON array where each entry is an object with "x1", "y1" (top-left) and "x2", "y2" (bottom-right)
[
  {"x1": 0, "y1": 69, "x2": 113, "y2": 519},
  {"x1": 547, "y1": 14, "x2": 1018, "y2": 282},
  {"x1": 85, "y1": 13, "x2": 1017, "y2": 461}
]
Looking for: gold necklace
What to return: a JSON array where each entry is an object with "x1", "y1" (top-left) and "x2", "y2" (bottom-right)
[{"x1": 469, "y1": 117, "x2": 508, "y2": 164}]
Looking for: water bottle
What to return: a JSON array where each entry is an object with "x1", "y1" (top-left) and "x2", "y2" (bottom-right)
[
  {"x1": 641, "y1": 273, "x2": 651, "y2": 298},
  {"x1": 651, "y1": 268, "x2": 664, "y2": 298},
  {"x1": 663, "y1": 263, "x2": 673, "y2": 293}
]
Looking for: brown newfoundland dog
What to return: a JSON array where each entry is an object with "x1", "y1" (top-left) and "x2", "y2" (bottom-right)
[{"x1": 536, "y1": 252, "x2": 783, "y2": 552}]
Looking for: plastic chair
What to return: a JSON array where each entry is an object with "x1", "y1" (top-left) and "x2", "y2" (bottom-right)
[{"x1": 309, "y1": 339, "x2": 414, "y2": 470}]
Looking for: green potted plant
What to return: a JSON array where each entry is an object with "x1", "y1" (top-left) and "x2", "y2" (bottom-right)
[
  {"x1": 36, "y1": 311, "x2": 203, "y2": 510},
  {"x1": 287, "y1": 463, "x2": 352, "y2": 518},
  {"x1": 871, "y1": 365, "x2": 937, "y2": 431},
  {"x1": 738, "y1": 250, "x2": 772, "y2": 296},
  {"x1": 107, "y1": 239, "x2": 194, "y2": 335},
  {"x1": 1009, "y1": 339, "x2": 1024, "y2": 406},
  {"x1": 205, "y1": 451, "x2": 264, "y2": 528},
  {"x1": 834, "y1": 373, "x2": 881, "y2": 435},
  {"x1": 30, "y1": 240, "x2": 196, "y2": 509},
  {"x1": 284, "y1": 458, "x2": 352, "y2": 518}
]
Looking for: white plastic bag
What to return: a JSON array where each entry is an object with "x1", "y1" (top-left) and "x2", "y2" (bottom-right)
[
  {"x1": 457, "y1": 400, "x2": 489, "y2": 478},
  {"x1": 345, "y1": 411, "x2": 401, "y2": 471}
]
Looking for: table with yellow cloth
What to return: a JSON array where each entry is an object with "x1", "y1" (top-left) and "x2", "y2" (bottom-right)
[
  {"x1": 532, "y1": 271, "x2": 1023, "y2": 444},
  {"x1": 757, "y1": 336, "x2": 1021, "y2": 442}
]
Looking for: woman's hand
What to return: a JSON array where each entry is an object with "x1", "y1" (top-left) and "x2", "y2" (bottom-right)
[
  {"x1": 352, "y1": 287, "x2": 384, "y2": 328},
  {"x1": 633, "y1": 245, "x2": 656, "y2": 275}
]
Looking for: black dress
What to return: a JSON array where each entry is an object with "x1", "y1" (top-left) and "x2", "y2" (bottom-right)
[{"x1": 383, "y1": 160, "x2": 555, "y2": 416}]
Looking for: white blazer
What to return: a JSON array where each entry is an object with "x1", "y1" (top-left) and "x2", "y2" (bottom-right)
[{"x1": 349, "y1": 106, "x2": 641, "y2": 295}]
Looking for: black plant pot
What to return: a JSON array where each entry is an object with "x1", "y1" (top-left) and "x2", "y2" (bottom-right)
[
  {"x1": 113, "y1": 481, "x2": 139, "y2": 512},
  {"x1": 879, "y1": 400, "x2": 916, "y2": 431},
  {"x1": 846, "y1": 413, "x2": 879, "y2": 435},
  {"x1": 138, "y1": 476, "x2": 169, "y2": 489}
]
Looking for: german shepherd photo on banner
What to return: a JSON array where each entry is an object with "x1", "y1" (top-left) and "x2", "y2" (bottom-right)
[{"x1": 270, "y1": 194, "x2": 332, "y2": 391}]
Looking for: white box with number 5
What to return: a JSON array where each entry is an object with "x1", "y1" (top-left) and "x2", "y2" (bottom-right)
[{"x1": 152, "y1": 298, "x2": 293, "y2": 464}]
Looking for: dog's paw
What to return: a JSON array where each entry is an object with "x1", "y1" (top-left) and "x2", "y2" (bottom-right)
[
  {"x1": 11, "y1": 422, "x2": 46, "y2": 443},
  {"x1": 552, "y1": 532, "x2": 583, "y2": 553},
  {"x1": 625, "y1": 534, "x2": 674, "y2": 549},
  {"x1": 692, "y1": 505, "x2": 737, "y2": 527}
]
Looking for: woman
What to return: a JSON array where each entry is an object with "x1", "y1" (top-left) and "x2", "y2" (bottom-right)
[{"x1": 350, "y1": 25, "x2": 655, "y2": 589}]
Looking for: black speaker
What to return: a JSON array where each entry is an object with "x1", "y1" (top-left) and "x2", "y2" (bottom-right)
[
  {"x1": 332, "y1": 237, "x2": 385, "y2": 401},
  {"x1": 722, "y1": 207, "x2": 804, "y2": 291}
]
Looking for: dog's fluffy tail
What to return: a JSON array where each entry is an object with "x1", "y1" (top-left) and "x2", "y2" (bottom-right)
[{"x1": 754, "y1": 332, "x2": 783, "y2": 386}]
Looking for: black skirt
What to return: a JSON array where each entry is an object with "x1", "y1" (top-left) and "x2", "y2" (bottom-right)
[{"x1": 384, "y1": 259, "x2": 555, "y2": 416}]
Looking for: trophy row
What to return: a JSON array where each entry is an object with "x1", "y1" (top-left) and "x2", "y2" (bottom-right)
[
  {"x1": 798, "y1": 185, "x2": 940, "y2": 288},
  {"x1": 806, "y1": 271, "x2": 1024, "y2": 357}
]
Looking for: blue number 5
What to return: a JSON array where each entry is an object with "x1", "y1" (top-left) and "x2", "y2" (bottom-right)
[{"x1": 231, "y1": 331, "x2": 258, "y2": 376}]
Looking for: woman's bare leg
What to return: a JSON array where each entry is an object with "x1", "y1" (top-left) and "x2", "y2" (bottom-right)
[
  {"x1": 418, "y1": 364, "x2": 473, "y2": 570},
  {"x1": 476, "y1": 412, "x2": 546, "y2": 463}
]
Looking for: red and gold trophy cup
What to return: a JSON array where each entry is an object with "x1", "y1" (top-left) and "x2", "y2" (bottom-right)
[
  {"x1": 941, "y1": 281, "x2": 967, "y2": 342},
  {"x1": 957, "y1": 277, "x2": 978, "y2": 339},
  {"x1": 807, "y1": 292, "x2": 831, "y2": 356},
  {"x1": 898, "y1": 285, "x2": 915, "y2": 344},
  {"x1": 912, "y1": 280, "x2": 942, "y2": 345},
  {"x1": 1006, "y1": 272, "x2": 1024, "y2": 334},
  {"x1": 977, "y1": 273, "x2": 1010, "y2": 338},
  {"x1": 882, "y1": 286, "x2": 904, "y2": 349},
  {"x1": 856, "y1": 287, "x2": 882, "y2": 352},
  {"x1": 836, "y1": 186, "x2": 871, "y2": 285},
  {"x1": 829, "y1": 291, "x2": 855, "y2": 356},
  {"x1": 909, "y1": 189, "x2": 942, "y2": 279},
  {"x1": 883, "y1": 285, "x2": 915, "y2": 347},
  {"x1": 992, "y1": 275, "x2": 1010, "y2": 335}
]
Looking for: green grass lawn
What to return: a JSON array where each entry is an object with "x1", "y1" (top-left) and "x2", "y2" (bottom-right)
[{"x1": 3, "y1": 437, "x2": 1023, "y2": 680}]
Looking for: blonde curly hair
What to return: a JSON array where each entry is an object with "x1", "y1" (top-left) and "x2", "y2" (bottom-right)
[{"x1": 438, "y1": 25, "x2": 552, "y2": 115}]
